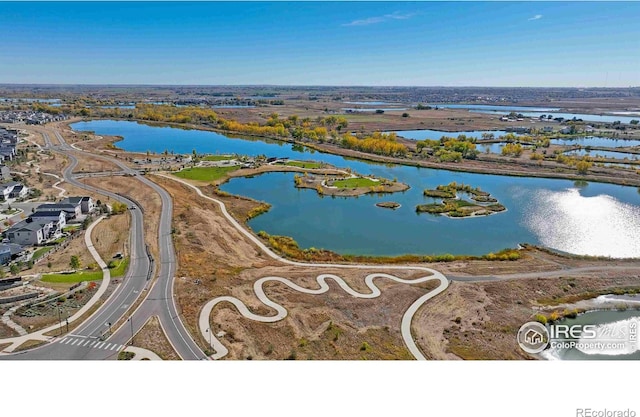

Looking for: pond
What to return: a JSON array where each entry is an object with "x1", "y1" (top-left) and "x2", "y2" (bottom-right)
[
  {"x1": 543, "y1": 309, "x2": 640, "y2": 360},
  {"x1": 565, "y1": 149, "x2": 640, "y2": 160},
  {"x1": 392, "y1": 129, "x2": 512, "y2": 141},
  {"x1": 550, "y1": 136, "x2": 640, "y2": 148},
  {"x1": 70, "y1": 120, "x2": 640, "y2": 258}
]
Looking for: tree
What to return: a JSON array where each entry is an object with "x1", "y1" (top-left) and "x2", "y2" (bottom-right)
[
  {"x1": 10, "y1": 263, "x2": 20, "y2": 275},
  {"x1": 576, "y1": 160, "x2": 592, "y2": 175},
  {"x1": 70, "y1": 255, "x2": 81, "y2": 270},
  {"x1": 631, "y1": 119, "x2": 639, "y2": 125}
]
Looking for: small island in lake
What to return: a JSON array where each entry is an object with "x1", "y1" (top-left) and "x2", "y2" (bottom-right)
[
  {"x1": 294, "y1": 172, "x2": 409, "y2": 197},
  {"x1": 417, "y1": 182, "x2": 506, "y2": 218},
  {"x1": 376, "y1": 201, "x2": 401, "y2": 209}
]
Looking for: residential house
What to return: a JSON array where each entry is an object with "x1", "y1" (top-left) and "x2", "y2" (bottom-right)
[
  {"x1": 0, "y1": 181, "x2": 21, "y2": 201},
  {"x1": 30, "y1": 210, "x2": 66, "y2": 232},
  {"x1": 0, "y1": 244, "x2": 11, "y2": 265},
  {"x1": 36, "y1": 203, "x2": 81, "y2": 220},
  {"x1": 0, "y1": 165, "x2": 10, "y2": 181},
  {"x1": 5, "y1": 219, "x2": 53, "y2": 246},
  {"x1": 9, "y1": 184, "x2": 28, "y2": 199},
  {"x1": 60, "y1": 196, "x2": 94, "y2": 214}
]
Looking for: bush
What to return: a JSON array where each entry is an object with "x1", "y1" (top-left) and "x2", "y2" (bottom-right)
[{"x1": 534, "y1": 314, "x2": 548, "y2": 325}]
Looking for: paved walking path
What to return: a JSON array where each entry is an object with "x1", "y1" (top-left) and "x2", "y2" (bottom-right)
[
  {"x1": 0, "y1": 217, "x2": 111, "y2": 353},
  {"x1": 160, "y1": 174, "x2": 449, "y2": 360}
]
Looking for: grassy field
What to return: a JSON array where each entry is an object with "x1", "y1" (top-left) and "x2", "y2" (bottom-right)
[
  {"x1": 202, "y1": 155, "x2": 234, "y2": 161},
  {"x1": 285, "y1": 160, "x2": 323, "y2": 169},
  {"x1": 32, "y1": 246, "x2": 53, "y2": 260},
  {"x1": 109, "y1": 257, "x2": 129, "y2": 278},
  {"x1": 173, "y1": 166, "x2": 239, "y2": 181},
  {"x1": 41, "y1": 269, "x2": 103, "y2": 283},
  {"x1": 332, "y1": 177, "x2": 379, "y2": 188}
]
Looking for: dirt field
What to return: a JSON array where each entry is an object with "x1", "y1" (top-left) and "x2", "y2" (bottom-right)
[
  {"x1": 133, "y1": 315, "x2": 180, "y2": 360},
  {"x1": 414, "y1": 273, "x2": 640, "y2": 360},
  {"x1": 0, "y1": 321, "x2": 18, "y2": 339},
  {"x1": 31, "y1": 232, "x2": 93, "y2": 276},
  {"x1": 84, "y1": 176, "x2": 161, "y2": 263},
  {"x1": 92, "y1": 212, "x2": 129, "y2": 262},
  {"x1": 151, "y1": 176, "x2": 444, "y2": 359}
]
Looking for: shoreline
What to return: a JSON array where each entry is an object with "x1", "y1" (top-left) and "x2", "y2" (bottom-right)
[
  {"x1": 61, "y1": 119, "x2": 640, "y2": 261},
  {"x1": 65, "y1": 118, "x2": 640, "y2": 188}
]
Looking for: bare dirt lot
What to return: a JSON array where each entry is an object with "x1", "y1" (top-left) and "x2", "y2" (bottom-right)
[
  {"x1": 415, "y1": 273, "x2": 640, "y2": 360},
  {"x1": 133, "y1": 315, "x2": 180, "y2": 360},
  {"x1": 84, "y1": 176, "x2": 161, "y2": 262},
  {"x1": 152, "y1": 175, "x2": 443, "y2": 359}
]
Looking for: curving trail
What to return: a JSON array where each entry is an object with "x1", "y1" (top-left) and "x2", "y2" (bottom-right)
[{"x1": 158, "y1": 174, "x2": 449, "y2": 360}]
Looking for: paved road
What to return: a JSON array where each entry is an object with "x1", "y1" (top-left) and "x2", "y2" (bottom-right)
[{"x1": 3, "y1": 127, "x2": 205, "y2": 360}]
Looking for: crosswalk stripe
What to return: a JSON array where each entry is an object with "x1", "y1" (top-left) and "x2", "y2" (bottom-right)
[
  {"x1": 59, "y1": 338, "x2": 67, "y2": 344},
  {"x1": 103, "y1": 343, "x2": 112, "y2": 350},
  {"x1": 64, "y1": 339, "x2": 72, "y2": 344},
  {"x1": 89, "y1": 341, "x2": 98, "y2": 347},
  {"x1": 83, "y1": 340, "x2": 91, "y2": 347},
  {"x1": 110, "y1": 345, "x2": 118, "y2": 351},
  {"x1": 97, "y1": 342, "x2": 105, "y2": 349},
  {"x1": 70, "y1": 339, "x2": 79, "y2": 345}
]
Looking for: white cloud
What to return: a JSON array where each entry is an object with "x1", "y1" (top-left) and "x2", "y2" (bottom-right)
[
  {"x1": 528, "y1": 14, "x2": 543, "y2": 21},
  {"x1": 343, "y1": 11, "x2": 417, "y2": 27}
]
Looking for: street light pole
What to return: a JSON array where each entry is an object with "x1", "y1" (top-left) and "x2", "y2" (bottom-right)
[
  {"x1": 57, "y1": 307, "x2": 62, "y2": 336},
  {"x1": 128, "y1": 317, "x2": 134, "y2": 345}
]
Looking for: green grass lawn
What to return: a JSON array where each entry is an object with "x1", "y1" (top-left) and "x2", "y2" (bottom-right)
[
  {"x1": 62, "y1": 225, "x2": 81, "y2": 232},
  {"x1": 41, "y1": 270, "x2": 104, "y2": 283},
  {"x1": 202, "y1": 155, "x2": 234, "y2": 161},
  {"x1": 286, "y1": 160, "x2": 323, "y2": 169},
  {"x1": 173, "y1": 166, "x2": 240, "y2": 181},
  {"x1": 332, "y1": 177, "x2": 379, "y2": 188},
  {"x1": 32, "y1": 246, "x2": 53, "y2": 260},
  {"x1": 109, "y1": 257, "x2": 129, "y2": 278}
]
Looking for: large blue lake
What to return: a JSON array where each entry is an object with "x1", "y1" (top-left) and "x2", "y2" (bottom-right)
[{"x1": 71, "y1": 120, "x2": 640, "y2": 258}]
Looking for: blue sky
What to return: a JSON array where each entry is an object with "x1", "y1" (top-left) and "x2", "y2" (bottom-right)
[{"x1": 1, "y1": 2, "x2": 639, "y2": 87}]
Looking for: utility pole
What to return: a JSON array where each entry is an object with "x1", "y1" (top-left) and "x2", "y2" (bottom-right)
[
  {"x1": 57, "y1": 307, "x2": 62, "y2": 335},
  {"x1": 128, "y1": 317, "x2": 134, "y2": 345}
]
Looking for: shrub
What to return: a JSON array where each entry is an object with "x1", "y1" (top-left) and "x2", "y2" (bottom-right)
[{"x1": 534, "y1": 314, "x2": 548, "y2": 325}]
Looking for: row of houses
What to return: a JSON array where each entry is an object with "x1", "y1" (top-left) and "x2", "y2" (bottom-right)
[
  {"x1": 4, "y1": 197, "x2": 94, "y2": 246},
  {"x1": 0, "y1": 110, "x2": 67, "y2": 125},
  {"x1": 0, "y1": 127, "x2": 18, "y2": 161}
]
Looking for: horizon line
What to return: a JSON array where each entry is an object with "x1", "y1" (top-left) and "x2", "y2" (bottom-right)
[{"x1": 1, "y1": 83, "x2": 639, "y2": 89}]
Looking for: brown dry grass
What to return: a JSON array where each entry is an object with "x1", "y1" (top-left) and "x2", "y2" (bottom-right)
[
  {"x1": 133, "y1": 315, "x2": 180, "y2": 360},
  {"x1": 0, "y1": 321, "x2": 19, "y2": 339},
  {"x1": 84, "y1": 176, "x2": 161, "y2": 263},
  {"x1": 13, "y1": 339, "x2": 47, "y2": 352},
  {"x1": 414, "y1": 274, "x2": 640, "y2": 360},
  {"x1": 92, "y1": 212, "x2": 129, "y2": 261},
  {"x1": 31, "y1": 233, "x2": 93, "y2": 276},
  {"x1": 70, "y1": 151, "x2": 121, "y2": 174},
  {"x1": 0, "y1": 342, "x2": 11, "y2": 352},
  {"x1": 152, "y1": 175, "x2": 443, "y2": 360}
]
